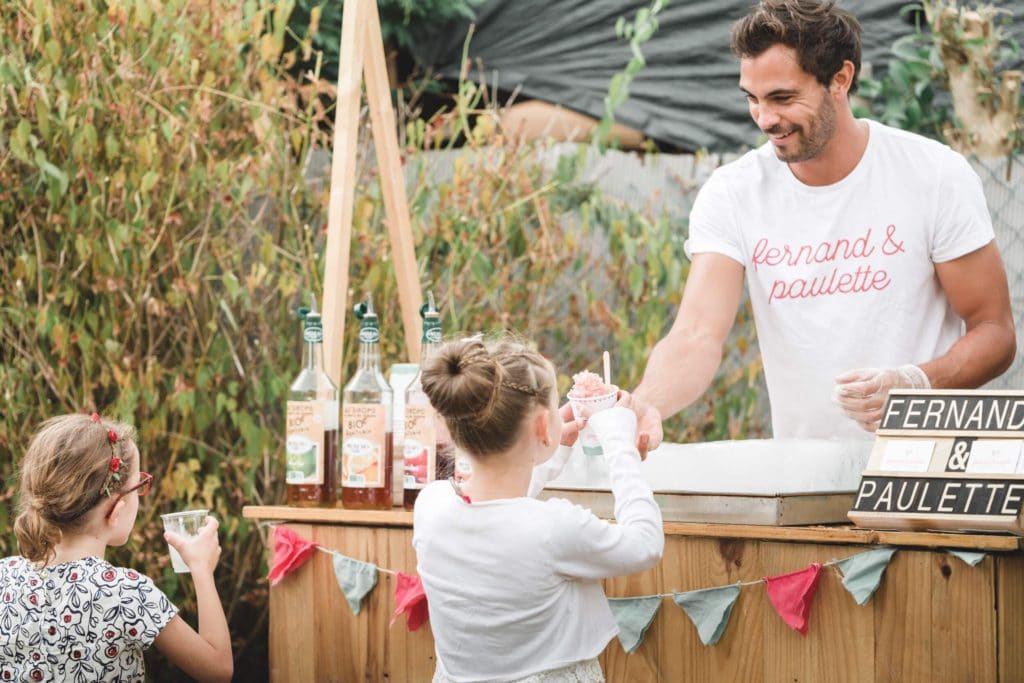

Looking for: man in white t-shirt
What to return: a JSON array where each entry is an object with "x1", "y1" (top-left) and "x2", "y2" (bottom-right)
[{"x1": 635, "y1": 0, "x2": 1015, "y2": 441}]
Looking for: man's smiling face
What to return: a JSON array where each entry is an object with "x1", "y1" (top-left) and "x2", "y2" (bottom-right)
[{"x1": 739, "y1": 43, "x2": 837, "y2": 164}]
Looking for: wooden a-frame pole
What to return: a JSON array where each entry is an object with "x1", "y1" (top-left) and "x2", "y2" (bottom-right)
[{"x1": 322, "y1": 0, "x2": 423, "y2": 386}]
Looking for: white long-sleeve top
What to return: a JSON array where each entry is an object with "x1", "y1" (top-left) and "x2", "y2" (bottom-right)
[{"x1": 412, "y1": 407, "x2": 664, "y2": 682}]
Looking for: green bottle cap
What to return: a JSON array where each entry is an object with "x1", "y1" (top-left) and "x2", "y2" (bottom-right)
[
  {"x1": 355, "y1": 297, "x2": 380, "y2": 343},
  {"x1": 420, "y1": 291, "x2": 441, "y2": 344}
]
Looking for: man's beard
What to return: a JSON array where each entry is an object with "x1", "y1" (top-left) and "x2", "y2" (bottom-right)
[{"x1": 765, "y1": 95, "x2": 836, "y2": 163}]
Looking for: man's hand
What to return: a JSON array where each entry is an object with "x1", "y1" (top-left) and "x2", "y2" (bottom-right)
[
  {"x1": 834, "y1": 365, "x2": 930, "y2": 431},
  {"x1": 634, "y1": 398, "x2": 662, "y2": 459}
]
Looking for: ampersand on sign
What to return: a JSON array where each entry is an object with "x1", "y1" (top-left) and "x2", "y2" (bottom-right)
[{"x1": 946, "y1": 438, "x2": 974, "y2": 471}]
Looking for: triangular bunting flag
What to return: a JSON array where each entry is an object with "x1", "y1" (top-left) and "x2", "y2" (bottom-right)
[
  {"x1": 332, "y1": 553, "x2": 379, "y2": 615},
  {"x1": 765, "y1": 564, "x2": 822, "y2": 635},
  {"x1": 672, "y1": 583, "x2": 742, "y2": 646},
  {"x1": 835, "y1": 547, "x2": 897, "y2": 605},
  {"x1": 947, "y1": 550, "x2": 986, "y2": 567},
  {"x1": 607, "y1": 596, "x2": 662, "y2": 653},
  {"x1": 390, "y1": 572, "x2": 429, "y2": 631},
  {"x1": 267, "y1": 526, "x2": 318, "y2": 586}
]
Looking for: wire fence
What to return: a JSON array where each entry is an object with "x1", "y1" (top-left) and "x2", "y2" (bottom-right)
[{"x1": 971, "y1": 156, "x2": 1024, "y2": 391}]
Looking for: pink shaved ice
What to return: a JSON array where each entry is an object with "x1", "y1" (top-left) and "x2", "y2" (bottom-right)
[{"x1": 568, "y1": 371, "x2": 615, "y2": 399}]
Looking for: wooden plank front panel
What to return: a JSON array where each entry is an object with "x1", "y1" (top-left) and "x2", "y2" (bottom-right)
[
  {"x1": 873, "y1": 550, "x2": 998, "y2": 683},
  {"x1": 761, "y1": 540, "x2": 872, "y2": 683},
  {"x1": 875, "y1": 550, "x2": 934, "y2": 683},
  {"x1": 269, "y1": 523, "x2": 317, "y2": 682},
  {"x1": 385, "y1": 526, "x2": 438, "y2": 677},
  {"x1": 929, "y1": 552, "x2": 995, "y2": 683},
  {"x1": 810, "y1": 547, "x2": 873, "y2": 683},
  {"x1": 268, "y1": 523, "x2": 436, "y2": 683},
  {"x1": 601, "y1": 562, "x2": 661, "y2": 681},
  {"x1": 600, "y1": 536, "x2": 770, "y2": 682},
  {"x1": 672, "y1": 537, "x2": 765, "y2": 683},
  {"x1": 760, "y1": 542, "x2": 820, "y2": 683},
  {"x1": 997, "y1": 554, "x2": 1024, "y2": 681}
]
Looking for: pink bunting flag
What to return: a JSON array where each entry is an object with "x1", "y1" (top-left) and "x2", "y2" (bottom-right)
[
  {"x1": 267, "y1": 526, "x2": 319, "y2": 586},
  {"x1": 390, "y1": 572, "x2": 429, "y2": 631},
  {"x1": 764, "y1": 563, "x2": 822, "y2": 635}
]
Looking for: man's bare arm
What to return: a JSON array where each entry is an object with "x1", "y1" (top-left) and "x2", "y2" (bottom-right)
[
  {"x1": 835, "y1": 241, "x2": 1016, "y2": 429},
  {"x1": 922, "y1": 241, "x2": 1016, "y2": 387},
  {"x1": 633, "y1": 253, "x2": 745, "y2": 446}
]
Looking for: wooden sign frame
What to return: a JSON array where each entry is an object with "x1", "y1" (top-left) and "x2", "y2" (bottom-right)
[
  {"x1": 321, "y1": 0, "x2": 423, "y2": 386},
  {"x1": 848, "y1": 389, "x2": 1024, "y2": 535}
]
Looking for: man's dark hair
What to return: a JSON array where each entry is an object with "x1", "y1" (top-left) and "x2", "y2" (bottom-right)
[{"x1": 731, "y1": 0, "x2": 863, "y2": 95}]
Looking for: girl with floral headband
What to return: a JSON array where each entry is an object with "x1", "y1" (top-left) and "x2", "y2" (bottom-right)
[
  {"x1": 414, "y1": 337, "x2": 664, "y2": 683},
  {"x1": 0, "y1": 414, "x2": 233, "y2": 683}
]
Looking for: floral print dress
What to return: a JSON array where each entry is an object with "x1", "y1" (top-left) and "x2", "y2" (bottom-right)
[{"x1": 0, "y1": 556, "x2": 177, "y2": 682}]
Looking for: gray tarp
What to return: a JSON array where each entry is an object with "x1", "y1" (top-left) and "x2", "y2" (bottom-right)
[{"x1": 412, "y1": 0, "x2": 1024, "y2": 151}]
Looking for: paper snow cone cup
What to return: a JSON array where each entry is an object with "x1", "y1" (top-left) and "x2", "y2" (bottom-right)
[{"x1": 568, "y1": 386, "x2": 618, "y2": 455}]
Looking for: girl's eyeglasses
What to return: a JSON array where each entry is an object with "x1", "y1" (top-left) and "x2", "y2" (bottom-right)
[{"x1": 118, "y1": 471, "x2": 153, "y2": 500}]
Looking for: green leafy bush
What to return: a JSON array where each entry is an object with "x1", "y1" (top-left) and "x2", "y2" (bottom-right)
[
  {"x1": 855, "y1": 1, "x2": 1023, "y2": 155},
  {"x1": 855, "y1": 29, "x2": 952, "y2": 140},
  {"x1": 0, "y1": 2, "x2": 763, "y2": 679},
  {"x1": 0, "y1": 0, "x2": 326, "y2": 677}
]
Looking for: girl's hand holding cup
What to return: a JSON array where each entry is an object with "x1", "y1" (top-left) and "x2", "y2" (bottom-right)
[
  {"x1": 559, "y1": 403, "x2": 586, "y2": 447},
  {"x1": 164, "y1": 516, "x2": 222, "y2": 575}
]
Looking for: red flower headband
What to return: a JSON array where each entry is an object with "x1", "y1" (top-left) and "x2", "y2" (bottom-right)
[{"x1": 91, "y1": 412, "x2": 123, "y2": 497}]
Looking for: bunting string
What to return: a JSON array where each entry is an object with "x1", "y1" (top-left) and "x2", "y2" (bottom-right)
[
  {"x1": 260, "y1": 522, "x2": 988, "y2": 649},
  {"x1": 612, "y1": 559, "x2": 842, "y2": 598},
  {"x1": 316, "y1": 545, "x2": 398, "y2": 575},
  {"x1": 264, "y1": 523, "x2": 427, "y2": 629}
]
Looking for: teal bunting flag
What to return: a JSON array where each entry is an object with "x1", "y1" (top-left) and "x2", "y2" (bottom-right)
[
  {"x1": 672, "y1": 583, "x2": 742, "y2": 646},
  {"x1": 607, "y1": 596, "x2": 662, "y2": 653},
  {"x1": 332, "y1": 553, "x2": 379, "y2": 615},
  {"x1": 834, "y1": 547, "x2": 897, "y2": 606},
  {"x1": 947, "y1": 549, "x2": 987, "y2": 567}
]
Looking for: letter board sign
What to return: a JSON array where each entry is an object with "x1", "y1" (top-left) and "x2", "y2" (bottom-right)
[{"x1": 848, "y1": 389, "x2": 1024, "y2": 535}]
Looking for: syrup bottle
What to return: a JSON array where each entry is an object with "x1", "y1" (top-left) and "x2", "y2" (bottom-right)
[
  {"x1": 340, "y1": 296, "x2": 393, "y2": 510},
  {"x1": 286, "y1": 302, "x2": 339, "y2": 506},
  {"x1": 402, "y1": 292, "x2": 451, "y2": 509}
]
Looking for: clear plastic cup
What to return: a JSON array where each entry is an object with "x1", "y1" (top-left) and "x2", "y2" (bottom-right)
[
  {"x1": 568, "y1": 386, "x2": 618, "y2": 455},
  {"x1": 160, "y1": 509, "x2": 209, "y2": 573}
]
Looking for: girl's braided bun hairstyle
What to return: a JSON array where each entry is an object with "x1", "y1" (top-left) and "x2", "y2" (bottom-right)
[{"x1": 421, "y1": 337, "x2": 554, "y2": 457}]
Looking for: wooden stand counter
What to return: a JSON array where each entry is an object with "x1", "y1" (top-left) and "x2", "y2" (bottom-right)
[{"x1": 243, "y1": 505, "x2": 1024, "y2": 683}]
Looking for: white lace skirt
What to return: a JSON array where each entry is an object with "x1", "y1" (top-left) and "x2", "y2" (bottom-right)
[{"x1": 432, "y1": 658, "x2": 604, "y2": 683}]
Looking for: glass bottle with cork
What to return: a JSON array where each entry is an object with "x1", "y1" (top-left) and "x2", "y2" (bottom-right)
[
  {"x1": 286, "y1": 301, "x2": 339, "y2": 506},
  {"x1": 402, "y1": 292, "x2": 452, "y2": 509},
  {"x1": 340, "y1": 296, "x2": 394, "y2": 510}
]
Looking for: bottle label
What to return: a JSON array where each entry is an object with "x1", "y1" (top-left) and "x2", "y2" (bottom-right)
[
  {"x1": 403, "y1": 405, "x2": 437, "y2": 490},
  {"x1": 286, "y1": 400, "x2": 335, "y2": 485},
  {"x1": 342, "y1": 403, "x2": 387, "y2": 488},
  {"x1": 359, "y1": 327, "x2": 380, "y2": 344},
  {"x1": 423, "y1": 319, "x2": 442, "y2": 344},
  {"x1": 303, "y1": 315, "x2": 323, "y2": 343}
]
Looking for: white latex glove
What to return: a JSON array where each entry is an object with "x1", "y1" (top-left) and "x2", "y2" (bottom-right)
[{"x1": 833, "y1": 365, "x2": 930, "y2": 432}]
